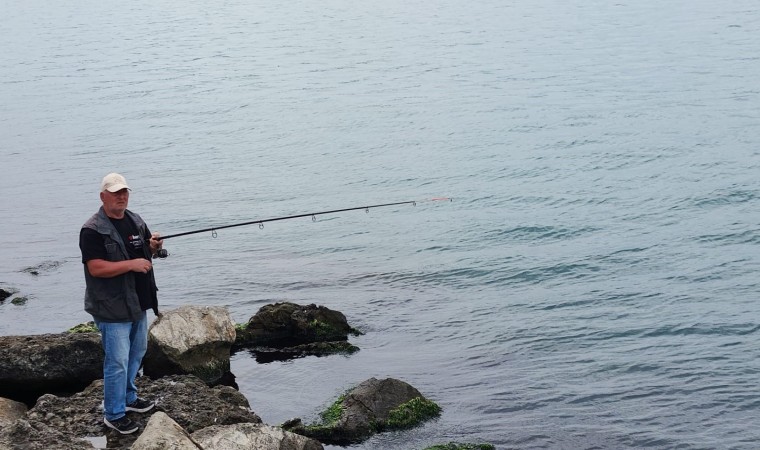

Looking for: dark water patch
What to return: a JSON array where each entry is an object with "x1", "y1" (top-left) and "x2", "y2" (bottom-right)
[
  {"x1": 621, "y1": 363, "x2": 662, "y2": 374},
  {"x1": 269, "y1": 280, "x2": 336, "y2": 290},
  {"x1": 566, "y1": 391, "x2": 624, "y2": 405},
  {"x1": 538, "y1": 297, "x2": 600, "y2": 311},
  {"x1": 623, "y1": 436, "x2": 680, "y2": 449},
  {"x1": 663, "y1": 257, "x2": 753, "y2": 283},
  {"x1": 695, "y1": 229, "x2": 760, "y2": 245},
  {"x1": 554, "y1": 138, "x2": 603, "y2": 149},
  {"x1": 641, "y1": 322, "x2": 760, "y2": 338},
  {"x1": 501, "y1": 262, "x2": 602, "y2": 286},
  {"x1": 671, "y1": 187, "x2": 759, "y2": 211},
  {"x1": 342, "y1": 263, "x2": 548, "y2": 290},
  {"x1": 503, "y1": 194, "x2": 557, "y2": 207},
  {"x1": 495, "y1": 165, "x2": 554, "y2": 180},
  {"x1": 310, "y1": 245, "x2": 366, "y2": 254},
  {"x1": 515, "y1": 328, "x2": 612, "y2": 350},
  {"x1": 596, "y1": 246, "x2": 653, "y2": 266},
  {"x1": 488, "y1": 224, "x2": 599, "y2": 243}
]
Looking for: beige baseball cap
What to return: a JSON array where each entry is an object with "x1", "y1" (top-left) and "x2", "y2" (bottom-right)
[{"x1": 100, "y1": 173, "x2": 131, "y2": 192}]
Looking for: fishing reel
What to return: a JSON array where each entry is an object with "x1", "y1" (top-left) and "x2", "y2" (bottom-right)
[{"x1": 154, "y1": 249, "x2": 169, "y2": 259}]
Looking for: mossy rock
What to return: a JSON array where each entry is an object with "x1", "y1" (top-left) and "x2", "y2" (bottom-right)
[
  {"x1": 385, "y1": 397, "x2": 442, "y2": 430},
  {"x1": 68, "y1": 322, "x2": 98, "y2": 333},
  {"x1": 296, "y1": 394, "x2": 346, "y2": 436},
  {"x1": 233, "y1": 302, "x2": 363, "y2": 360},
  {"x1": 284, "y1": 378, "x2": 441, "y2": 446},
  {"x1": 236, "y1": 302, "x2": 355, "y2": 347},
  {"x1": 10, "y1": 296, "x2": 28, "y2": 305}
]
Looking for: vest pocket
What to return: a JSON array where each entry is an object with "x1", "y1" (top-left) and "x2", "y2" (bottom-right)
[{"x1": 105, "y1": 243, "x2": 119, "y2": 258}]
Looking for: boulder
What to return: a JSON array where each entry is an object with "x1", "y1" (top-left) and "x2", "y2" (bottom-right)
[
  {"x1": 0, "y1": 419, "x2": 96, "y2": 449},
  {"x1": 192, "y1": 422, "x2": 325, "y2": 450},
  {"x1": 21, "y1": 375, "x2": 261, "y2": 449},
  {"x1": 283, "y1": 378, "x2": 442, "y2": 445},
  {"x1": 0, "y1": 288, "x2": 12, "y2": 302},
  {"x1": 138, "y1": 375, "x2": 261, "y2": 433},
  {"x1": 0, "y1": 397, "x2": 27, "y2": 427},
  {"x1": 131, "y1": 411, "x2": 200, "y2": 450},
  {"x1": 0, "y1": 333, "x2": 103, "y2": 404},
  {"x1": 144, "y1": 306, "x2": 236, "y2": 385},
  {"x1": 235, "y1": 302, "x2": 361, "y2": 354}
]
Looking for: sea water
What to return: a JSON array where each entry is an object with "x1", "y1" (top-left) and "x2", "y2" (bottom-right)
[{"x1": 1, "y1": 0, "x2": 759, "y2": 448}]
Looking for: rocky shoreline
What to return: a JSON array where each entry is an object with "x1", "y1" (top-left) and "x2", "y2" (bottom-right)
[{"x1": 0, "y1": 301, "x2": 494, "y2": 450}]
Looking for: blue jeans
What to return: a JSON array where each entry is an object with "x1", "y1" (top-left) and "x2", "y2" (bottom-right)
[{"x1": 95, "y1": 311, "x2": 148, "y2": 421}]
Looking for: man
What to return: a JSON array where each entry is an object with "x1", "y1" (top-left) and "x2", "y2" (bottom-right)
[{"x1": 80, "y1": 173, "x2": 162, "y2": 434}]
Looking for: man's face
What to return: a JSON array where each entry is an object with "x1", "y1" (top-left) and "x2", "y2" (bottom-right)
[{"x1": 100, "y1": 188, "x2": 129, "y2": 218}]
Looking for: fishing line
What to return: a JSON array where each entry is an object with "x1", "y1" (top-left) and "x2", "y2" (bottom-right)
[{"x1": 155, "y1": 197, "x2": 452, "y2": 251}]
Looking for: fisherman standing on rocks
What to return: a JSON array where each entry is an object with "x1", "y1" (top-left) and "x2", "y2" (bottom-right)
[{"x1": 79, "y1": 173, "x2": 162, "y2": 434}]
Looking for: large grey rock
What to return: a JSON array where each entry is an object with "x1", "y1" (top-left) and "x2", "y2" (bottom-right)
[
  {"x1": 144, "y1": 306, "x2": 236, "y2": 385},
  {"x1": 131, "y1": 411, "x2": 200, "y2": 450},
  {"x1": 0, "y1": 397, "x2": 27, "y2": 427},
  {"x1": 192, "y1": 422, "x2": 324, "y2": 450},
  {"x1": 0, "y1": 333, "x2": 103, "y2": 404},
  {"x1": 283, "y1": 378, "x2": 442, "y2": 446},
  {"x1": 0, "y1": 419, "x2": 96, "y2": 449},
  {"x1": 21, "y1": 375, "x2": 261, "y2": 449},
  {"x1": 138, "y1": 375, "x2": 261, "y2": 433}
]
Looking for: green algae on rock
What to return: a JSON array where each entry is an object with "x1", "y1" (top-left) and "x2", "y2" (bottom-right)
[
  {"x1": 386, "y1": 396, "x2": 442, "y2": 430},
  {"x1": 10, "y1": 296, "x2": 28, "y2": 306},
  {"x1": 68, "y1": 322, "x2": 98, "y2": 333}
]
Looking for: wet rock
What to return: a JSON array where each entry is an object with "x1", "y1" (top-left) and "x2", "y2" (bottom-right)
[
  {"x1": 237, "y1": 302, "x2": 355, "y2": 346},
  {"x1": 192, "y1": 422, "x2": 325, "y2": 450},
  {"x1": 0, "y1": 333, "x2": 103, "y2": 405},
  {"x1": 0, "y1": 397, "x2": 27, "y2": 427},
  {"x1": 143, "y1": 306, "x2": 236, "y2": 385},
  {"x1": 283, "y1": 377, "x2": 442, "y2": 445},
  {"x1": 0, "y1": 288, "x2": 13, "y2": 302},
  {"x1": 235, "y1": 302, "x2": 362, "y2": 361},
  {"x1": 131, "y1": 411, "x2": 200, "y2": 450}
]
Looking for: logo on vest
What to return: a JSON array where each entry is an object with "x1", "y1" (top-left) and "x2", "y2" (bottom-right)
[{"x1": 128, "y1": 234, "x2": 143, "y2": 250}]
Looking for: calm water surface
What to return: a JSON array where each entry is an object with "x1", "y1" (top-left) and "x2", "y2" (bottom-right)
[{"x1": 1, "y1": 0, "x2": 759, "y2": 448}]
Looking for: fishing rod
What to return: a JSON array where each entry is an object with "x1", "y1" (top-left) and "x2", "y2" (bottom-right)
[{"x1": 156, "y1": 197, "x2": 452, "y2": 245}]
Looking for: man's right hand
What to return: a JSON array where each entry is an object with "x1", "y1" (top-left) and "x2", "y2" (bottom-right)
[{"x1": 131, "y1": 258, "x2": 153, "y2": 273}]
